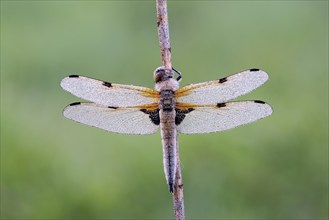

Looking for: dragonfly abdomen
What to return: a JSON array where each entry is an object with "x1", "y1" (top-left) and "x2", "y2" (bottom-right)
[
  {"x1": 159, "y1": 88, "x2": 177, "y2": 193},
  {"x1": 160, "y1": 110, "x2": 177, "y2": 193}
]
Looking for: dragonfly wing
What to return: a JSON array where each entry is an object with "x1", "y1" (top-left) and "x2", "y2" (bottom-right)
[
  {"x1": 175, "y1": 69, "x2": 269, "y2": 104},
  {"x1": 176, "y1": 101, "x2": 272, "y2": 134},
  {"x1": 61, "y1": 75, "x2": 159, "y2": 107},
  {"x1": 63, "y1": 102, "x2": 159, "y2": 135}
]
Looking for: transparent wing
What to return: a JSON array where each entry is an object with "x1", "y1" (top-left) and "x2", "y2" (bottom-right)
[
  {"x1": 61, "y1": 75, "x2": 159, "y2": 107},
  {"x1": 63, "y1": 102, "x2": 159, "y2": 135},
  {"x1": 176, "y1": 101, "x2": 272, "y2": 134},
  {"x1": 175, "y1": 69, "x2": 269, "y2": 105}
]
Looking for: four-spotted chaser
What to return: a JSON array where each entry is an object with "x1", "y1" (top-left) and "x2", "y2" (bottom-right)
[{"x1": 60, "y1": 67, "x2": 272, "y2": 192}]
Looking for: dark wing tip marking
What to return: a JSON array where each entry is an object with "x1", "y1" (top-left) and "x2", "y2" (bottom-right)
[
  {"x1": 69, "y1": 102, "x2": 81, "y2": 106},
  {"x1": 108, "y1": 106, "x2": 118, "y2": 109},
  {"x1": 69, "y1": 75, "x2": 79, "y2": 78},
  {"x1": 217, "y1": 103, "x2": 226, "y2": 108},
  {"x1": 254, "y1": 100, "x2": 266, "y2": 104},
  {"x1": 102, "y1": 81, "x2": 112, "y2": 87},
  {"x1": 250, "y1": 68, "x2": 260, "y2": 72},
  {"x1": 219, "y1": 77, "x2": 227, "y2": 83}
]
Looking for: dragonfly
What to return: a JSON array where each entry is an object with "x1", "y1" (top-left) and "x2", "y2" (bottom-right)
[{"x1": 60, "y1": 67, "x2": 272, "y2": 193}]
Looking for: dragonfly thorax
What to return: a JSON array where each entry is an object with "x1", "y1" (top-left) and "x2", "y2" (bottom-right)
[{"x1": 159, "y1": 89, "x2": 175, "y2": 112}]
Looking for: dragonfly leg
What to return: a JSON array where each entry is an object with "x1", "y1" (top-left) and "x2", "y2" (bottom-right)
[{"x1": 172, "y1": 67, "x2": 182, "y2": 82}]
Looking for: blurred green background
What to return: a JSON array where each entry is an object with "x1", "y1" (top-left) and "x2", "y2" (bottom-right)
[{"x1": 1, "y1": 1, "x2": 328, "y2": 219}]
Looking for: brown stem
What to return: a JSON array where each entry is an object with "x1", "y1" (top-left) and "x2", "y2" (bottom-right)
[
  {"x1": 173, "y1": 136, "x2": 185, "y2": 220},
  {"x1": 156, "y1": 0, "x2": 172, "y2": 70},
  {"x1": 156, "y1": 1, "x2": 185, "y2": 220}
]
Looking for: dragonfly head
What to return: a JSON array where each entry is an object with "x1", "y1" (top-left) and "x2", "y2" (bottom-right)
[
  {"x1": 154, "y1": 66, "x2": 179, "y2": 91},
  {"x1": 153, "y1": 66, "x2": 182, "y2": 83},
  {"x1": 153, "y1": 66, "x2": 173, "y2": 83}
]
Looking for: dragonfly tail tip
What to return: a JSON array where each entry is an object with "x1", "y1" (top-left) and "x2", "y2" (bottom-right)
[{"x1": 169, "y1": 183, "x2": 174, "y2": 193}]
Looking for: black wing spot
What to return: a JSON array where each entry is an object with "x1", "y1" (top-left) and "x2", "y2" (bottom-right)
[
  {"x1": 69, "y1": 75, "x2": 79, "y2": 78},
  {"x1": 219, "y1": 77, "x2": 227, "y2": 83},
  {"x1": 141, "y1": 109, "x2": 160, "y2": 125},
  {"x1": 175, "y1": 108, "x2": 194, "y2": 125},
  {"x1": 217, "y1": 103, "x2": 226, "y2": 108},
  {"x1": 254, "y1": 100, "x2": 265, "y2": 104},
  {"x1": 69, "y1": 102, "x2": 81, "y2": 106},
  {"x1": 250, "y1": 68, "x2": 260, "y2": 72},
  {"x1": 102, "y1": 81, "x2": 112, "y2": 87},
  {"x1": 108, "y1": 106, "x2": 118, "y2": 109}
]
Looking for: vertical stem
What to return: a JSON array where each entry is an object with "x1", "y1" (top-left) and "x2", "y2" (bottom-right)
[
  {"x1": 173, "y1": 136, "x2": 185, "y2": 220},
  {"x1": 156, "y1": 1, "x2": 185, "y2": 220},
  {"x1": 156, "y1": 0, "x2": 172, "y2": 70}
]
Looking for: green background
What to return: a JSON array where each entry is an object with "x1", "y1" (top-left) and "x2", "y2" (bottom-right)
[{"x1": 1, "y1": 1, "x2": 328, "y2": 219}]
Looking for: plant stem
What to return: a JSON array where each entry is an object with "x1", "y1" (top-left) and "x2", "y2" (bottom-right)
[
  {"x1": 173, "y1": 136, "x2": 185, "y2": 220},
  {"x1": 156, "y1": 1, "x2": 185, "y2": 219},
  {"x1": 156, "y1": 0, "x2": 172, "y2": 70}
]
